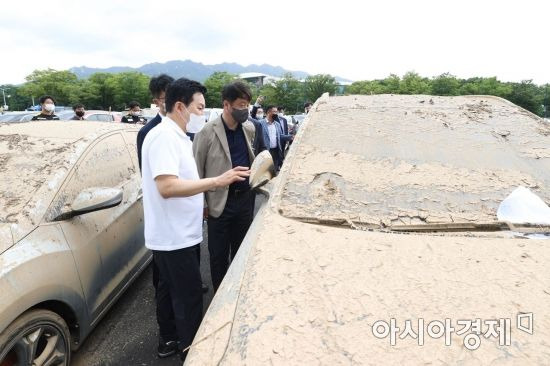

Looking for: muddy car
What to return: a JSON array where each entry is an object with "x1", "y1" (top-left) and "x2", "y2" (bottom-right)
[
  {"x1": 186, "y1": 94, "x2": 550, "y2": 364},
  {"x1": 0, "y1": 121, "x2": 150, "y2": 365}
]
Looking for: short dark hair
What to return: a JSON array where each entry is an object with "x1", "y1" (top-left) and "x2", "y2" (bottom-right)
[
  {"x1": 165, "y1": 78, "x2": 207, "y2": 113},
  {"x1": 149, "y1": 74, "x2": 174, "y2": 98},
  {"x1": 128, "y1": 101, "x2": 140, "y2": 109},
  {"x1": 222, "y1": 81, "x2": 252, "y2": 104},
  {"x1": 73, "y1": 103, "x2": 85, "y2": 111},
  {"x1": 265, "y1": 105, "x2": 277, "y2": 113},
  {"x1": 304, "y1": 102, "x2": 313, "y2": 108},
  {"x1": 39, "y1": 95, "x2": 56, "y2": 104},
  {"x1": 277, "y1": 106, "x2": 285, "y2": 112}
]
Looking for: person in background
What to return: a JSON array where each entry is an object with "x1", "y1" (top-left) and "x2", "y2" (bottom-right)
[
  {"x1": 122, "y1": 101, "x2": 147, "y2": 124},
  {"x1": 247, "y1": 96, "x2": 267, "y2": 155},
  {"x1": 277, "y1": 106, "x2": 290, "y2": 153},
  {"x1": 304, "y1": 101, "x2": 313, "y2": 114},
  {"x1": 259, "y1": 105, "x2": 292, "y2": 170},
  {"x1": 70, "y1": 104, "x2": 86, "y2": 120},
  {"x1": 137, "y1": 74, "x2": 174, "y2": 171},
  {"x1": 31, "y1": 95, "x2": 60, "y2": 120},
  {"x1": 277, "y1": 106, "x2": 289, "y2": 135}
]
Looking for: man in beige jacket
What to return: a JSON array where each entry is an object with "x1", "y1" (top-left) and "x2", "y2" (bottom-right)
[{"x1": 193, "y1": 81, "x2": 257, "y2": 291}]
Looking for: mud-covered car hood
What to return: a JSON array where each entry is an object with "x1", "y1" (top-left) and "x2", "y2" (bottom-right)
[
  {"x1": 186, "y1": 94, "x2": 550, "y2": 364},
  {"x1": 186, "y1": 211, "x2": 550, "y2": 364}
]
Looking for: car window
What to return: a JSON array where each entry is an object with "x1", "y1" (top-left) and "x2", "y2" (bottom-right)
[
  {"x1": 121, "y1": 130, "x2": 139, "y2": 170},
  {"x1": 86, "y1": 114, "x2": 99, "y2": 121},
  {"x1": 20, "y1": 114, "x2": 35, "y2": 122},
  {"x1": 47, "y1": 133, "x2": 134, "y2": 221},
  {"x1": 96, "y1": 114, "x2": 114, "y2": 122}
]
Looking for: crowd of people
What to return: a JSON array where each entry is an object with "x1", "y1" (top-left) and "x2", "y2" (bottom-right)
[
  {"x1": 29, "y1": 96, "x2": 151, "y2": 123},
  {"x1": 29, "y1": 75, "x2": 312, "y2": 362},
  {"x1": 137, "y1": 74, "x2": 314, "y2": 362}
]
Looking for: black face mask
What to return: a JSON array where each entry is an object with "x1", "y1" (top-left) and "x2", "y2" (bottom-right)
[
  {"x1": 231, "y1": 107, "x2": 249, "y2": 123},
  {"x1": 75, "y1": 111, "x2": 85, "y2": 117}
]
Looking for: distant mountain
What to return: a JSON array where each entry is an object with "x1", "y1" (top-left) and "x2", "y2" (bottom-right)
[{"x1": 69, "y1": 60, "x2": 351, "y2": 83}]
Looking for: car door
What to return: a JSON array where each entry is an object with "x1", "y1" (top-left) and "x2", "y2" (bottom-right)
[{"x1": 49, "y1": 132, "x2": 144, "y2": 322}]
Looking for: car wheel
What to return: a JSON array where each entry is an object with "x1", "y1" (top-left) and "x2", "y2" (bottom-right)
[{"x1": 0, "y1": 309, "x2": 70, "y2": 366}]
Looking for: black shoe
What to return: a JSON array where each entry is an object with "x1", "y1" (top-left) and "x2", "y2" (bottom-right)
[
  {"x1": 157, "y1": 339, "x2": 177, "y2": 358},
  {"x1": 202, "y1": 283, "x2": 209, "y2": 293}
]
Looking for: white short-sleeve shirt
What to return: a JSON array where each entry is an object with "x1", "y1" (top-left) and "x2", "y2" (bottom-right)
[{"x1": 141, "y1": 116, "x2": 203, "y2": 251}]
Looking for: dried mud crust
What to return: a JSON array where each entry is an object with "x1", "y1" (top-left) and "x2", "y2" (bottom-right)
[
  {"x1": 277, "y1": 94, "x2": 550, "y2": 226},
  {"x1": 0, "y1": 121, "x2": 136, "y2": 228}
]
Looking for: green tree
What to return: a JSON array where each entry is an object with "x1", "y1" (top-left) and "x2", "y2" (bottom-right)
[
  {"x1": 506, "y1": 80, "x2": 544, "y2": 116},
  {"x1": 111, "y1": 72, "x2": 151, "y2": 110},
  {"x1": 258, "y1": 73, "x2": 304, "y2": 113},
  {"x1": 303, "y1": 74, "x2": 338, "y2": 103},
  {"x1": 203, "y1": 72, "x2": 237, "y2": 108},
  {"x1": 18, "y1": 69, "x2": 80, "y2": 106},
  {"x1": 0, "y1": 84, "x2": 29, "y2": 111},
  {"x1": 83, "y1": 72, "x2": 118, "y2": 109},
  {"x1": 431, "y1": 73, "x2": 460, "y2": 96},
  {"x1": 459, "y1": 77, "x2": 511, "y2": 98},
  {"x1": 399, "y1": 71, "x2": 431, "y2": 94},
  {"x1": 347, "y1": 80, "x2": 385, "y2": 95}
]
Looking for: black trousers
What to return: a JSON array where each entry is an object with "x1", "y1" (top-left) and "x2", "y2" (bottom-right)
[
  {"x1": 153, "y1": 245, "x2": 203, "y2": 351},
  {"x1": 152, "y1": 247, "x2": 201, "y2": 340},
  {"x1": 269, "y1": 148, "x2": 280, "y2": 170},
  {"x1": 208, "y1": 190, "x2": 253, "y2": 291}
]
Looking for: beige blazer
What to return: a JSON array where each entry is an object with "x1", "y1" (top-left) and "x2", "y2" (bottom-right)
[{"x1": 193, "y1": 115, "x2": 256, "y2": 218}]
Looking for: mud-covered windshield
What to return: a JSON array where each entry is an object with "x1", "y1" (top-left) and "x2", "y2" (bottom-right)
[
  {"x1": 0, "y1": 122, "x2": 123, "y2": 227},
  {"x1": 278, "y1": 95, "x2": 550, "y2": 229}
]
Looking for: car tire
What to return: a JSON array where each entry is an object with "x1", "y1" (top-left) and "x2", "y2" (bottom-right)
[{"x1": 0, "y1": 309, "x2": 71, "y2": 366}]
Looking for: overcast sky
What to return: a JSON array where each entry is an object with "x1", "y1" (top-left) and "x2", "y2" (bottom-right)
[{"x1": 2, "y1": 0, "x2": 549, "y2": 85}]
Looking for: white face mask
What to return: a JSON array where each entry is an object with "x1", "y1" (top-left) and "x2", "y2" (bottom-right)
[
  {"x1": 187, "y1": 112, "x2": 206, "y2": 133},
  {"x1": 131, "y1": 110, "x2": 140, "y2": 116},
  {"x1": 256, "y1": 113, "x2": 264, "y2": 119},
  {"x1": 44, "y1": 103, "x2": 55, "y2": 112},
  {"x1": 278, "y1": 112, "x2": 284, "y2": 117}
]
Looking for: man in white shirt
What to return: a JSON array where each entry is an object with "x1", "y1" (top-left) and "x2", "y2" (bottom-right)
[{"x1": 142, "y1": 78, "x2": 250, "y2": 362}]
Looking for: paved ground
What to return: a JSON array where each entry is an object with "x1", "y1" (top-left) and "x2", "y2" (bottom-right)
[{"x1": 72, "y1": 230, "x2": 213, "y2": 366}]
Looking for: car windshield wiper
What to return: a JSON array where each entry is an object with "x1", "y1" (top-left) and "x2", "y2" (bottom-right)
[
  {"x1": 388, "y1": 222, "x2": 550, "y2": 233},
  {"x1": 285, "y1": 215, "x2": 550, "y2": 234}
]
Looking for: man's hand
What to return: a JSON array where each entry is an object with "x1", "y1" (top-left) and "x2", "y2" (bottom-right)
[
  {"x1": 215, "y1": 166, "x2": 250, "y2": 187},
  {"x1": 203, "y1": 207, "x2": 209, "y2": 220},
  {"x1": 256, "y1": 96, "x2": 264, "y2": 105}
]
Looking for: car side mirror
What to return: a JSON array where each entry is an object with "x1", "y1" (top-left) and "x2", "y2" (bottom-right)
[
  {"x1": 249, "y1": 150, "x2": 275, "y2": 190},
  {"x1": 53, "y1": 187, "x2": 123, "y2": 221}
]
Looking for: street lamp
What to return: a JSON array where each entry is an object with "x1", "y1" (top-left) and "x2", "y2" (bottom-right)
[{"x1": 0, "y1": 87, "x2": 9, "y2": 111}]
